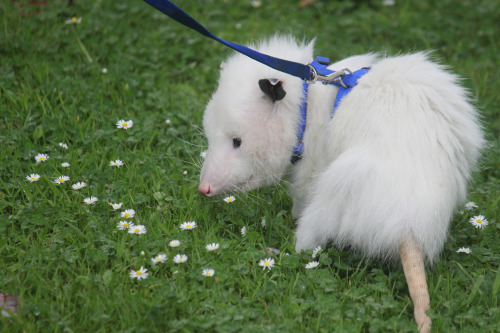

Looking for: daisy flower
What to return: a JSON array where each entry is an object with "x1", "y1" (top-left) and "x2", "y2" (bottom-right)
[
  {"x1": 61, "y1": 162, "x2": 70, "y2": 168},
  {"x1": 312, "y1": 245, "x2": 322, "y2": 258},
  {"x1": 305, "y1": 261, "x2": 320, "y2": 269},
  {"x1": 456, "y1": 247, "x2": 472, "y2": 254},
  {"x1": 140, "y1": 251, "x2": 145, "y2": 256},
  {"x1": 121, "y1": 209, "x2": 135, "y2": 218},
  {"x1": 173, "y1": 254, "x2": 188, "y2": 264},
  {"x1": 116, "y1": 119, "x2": 133, "y2": 130},
  {"x1": 182, "y1": 170, "x2": 188, "y2": 175},
  {"x1": 65, "y1": 16, "x2": 82, "y2": 25},
  {"x1": 205, "y1": 243, "x2": 220, "y2": 251},
  {"x1": 35, "y1": 153, "x2": 49, "y2": 163},
  {"x1": 130, "y1": 266, "x2": 148, "y2": 280},
  {"x1": 165, "y1": 119, "x2": 171, "y2": 125},
  {"x1": 54, "y1": 175, "x2": 70, "y2": 184},
  {"x1": 180, "y1": 221, "x2": 197, "y2": 230},
  {"x1": 241, "y1": 226, "x2": 246, "y2": 236},
  {"x1": 200, "y1": 150, "x2": 207, "y2": 158},
  {"x1": 71, "y1": 182, "x2": 87, "y2": 190},
  {"x1": 128, "y1": 224, "x2": 147, "y2": 235},
  {"x1": 465, "y1": 202, "x2": 477, "y2": 210},
  {"x1": 83, "y1": 196, "x2": 98, "y2": 205},
  {"x1": 151, "y1": 254, "x2": 167, "y2": 265},
  {"x1": 169, "y1": 240, "x2": 181, "y2": 247},
  {"x1": 223, "y1": 196, "x2": 236, "y2": 203},
  {"x1": 59, "y1": 142, "x2": 68, "y2": 150},
  {"x1": 202, "y1": 269, "x2": 215, "y2": 277},
  {"x1": 110, "y1": 160, "x2": 124, "y2": 167},
  {"x1": 26, "y1": 174, "x2": 41, "y2": 182},
  {"x1": 250, "y1": 1, "x2": 262, "y2": 8},
  {"x1": 110, "y1": 202, "x2": 123, "y2": 210},
  {"x1": 101, "y1": 68, "x2": 108, "y2": 74},
  {"x1": 258, "y1": 258, "x2": 275, "y2": 270},
  {"x1": 469, "y1": 215, "x2": 489, "y2": 229},
  {"x1": 117, "y1": 221, "x2": 134, "y2": 230}
]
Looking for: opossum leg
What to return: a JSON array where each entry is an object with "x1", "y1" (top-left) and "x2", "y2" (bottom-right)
[{"x1": 400, "y1": 235, "x2": 431, "y2": 333}]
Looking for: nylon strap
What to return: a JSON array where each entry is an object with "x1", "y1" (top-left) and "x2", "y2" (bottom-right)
[
  {"x1": 143, "y1": 0, "x2": 313, "y2": 81},
  {"x1": 291, "y1": 68, "x2": 369, "y2": 164}
]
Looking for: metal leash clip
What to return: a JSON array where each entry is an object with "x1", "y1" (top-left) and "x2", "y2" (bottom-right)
[{"x1": 305, "y1": 57, "x2": 352, "y2": 87}]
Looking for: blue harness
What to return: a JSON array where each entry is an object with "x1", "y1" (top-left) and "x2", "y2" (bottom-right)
[{"x1": 142, "y1": 0, "x2": 370, "y2": 164}]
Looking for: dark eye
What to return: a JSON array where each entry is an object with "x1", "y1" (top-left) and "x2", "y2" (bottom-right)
[{"x1": 233, "y1": 137, "x2": 242, "y2": 148}]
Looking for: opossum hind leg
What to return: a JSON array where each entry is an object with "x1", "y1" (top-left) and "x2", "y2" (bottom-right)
[{"x1": 294, "y1": 149, "x2": 375, "y2": 253}]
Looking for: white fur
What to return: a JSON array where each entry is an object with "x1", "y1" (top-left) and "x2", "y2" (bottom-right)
[{"x1": 199, "y1": 36, "x2": 484, "y2": 264}]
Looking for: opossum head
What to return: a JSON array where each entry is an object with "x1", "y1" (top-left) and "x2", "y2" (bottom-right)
[{"x1": 198, "y1": 36, "x2": 314, "y2": 197}]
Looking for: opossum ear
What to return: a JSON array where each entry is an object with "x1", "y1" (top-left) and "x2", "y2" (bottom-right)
[{"x1": 258, "y1": 79, "x2": 286, "y2": 102}]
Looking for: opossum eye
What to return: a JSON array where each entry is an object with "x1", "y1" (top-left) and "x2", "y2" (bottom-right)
[{"x1": 232, "y1": 137, "x2": 242, "y2": 148}]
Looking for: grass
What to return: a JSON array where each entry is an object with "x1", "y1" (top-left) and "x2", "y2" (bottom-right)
[{"x1": 1, "y1": 0, "x2": 499, "y2": 331}]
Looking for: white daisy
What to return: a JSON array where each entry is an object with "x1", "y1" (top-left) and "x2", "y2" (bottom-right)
[
  {"x1": 116, "y1": 119, "x2": 133, "y2": 130},
  {"x1": 182, "y1": 170, "x2": 188, "y2": 175},
  {"x1": 312, "y1": 245, "x2": 322, "y2": 259},
  {"x1": 469, "y1": 215, "x2": 489, "y2": 229},
  {"x1": 71, "y1": 182, "x2": 87, "y2": 190},
  {"x1": 180, "y1": 221, "x2": 197, "y2": 230},
  {"x1": 241, "y1": 226, "x2": 246, "y2": 236},
  {"x1": 258, "y1": 258, "x2": 275, "y2": 270},
  {"x1": 130, "y1": 266, "x2": 148, "y2": 280},
  {"x1": 205, "y1": 243, "x2": 220, "y2": 251},
  {"x1": 35, "y1": 153, "x2": 49, "y2": 163},
  {"x1": 305, "y1": 261, "x2": 320, "y2": 269},
  {"x1": 456, "y1": 247, "x2": 472, "y2": 254},
  {"x1": 128, "y1": 224, "x2": 147, "y2": 235},
  {"x1": 59, "y1": 142, "x2": 68, "y2": 150},
  {"x1": 169, "y1": 240, "x2": 181, "y2": 247},
  {"x1": 140, "y1": 251, "x2": 145, "y2": 256},
  {"x1": 200, "y1": 150, "x2": 207, "y2": 158},
  {"x1": 465, "y1": 202, "x2": 478, "y2": 210},
  {"x1": 101, "y1": 68, "x2": 108, "y2": 74},
  {"x1": 250, "y1": 1, "x2": 262, "y2": 8},
  {"x1": 111, "y1": 202, "x2": 123, "y2": 210},
  {"x1": 54, "y1": 175, "x2": 70, "y2": 184},
  {"x1": 173, "y1": 254, "x2": 188, "y2": 264},
  {"x1": 121, "y1": 209, "x2": 135, "y2": 218},
  {"x1": 65, "y1": 16, "x2": 82, "y2": 25},
  {"x1": 117, "y1": 221, "x2": 134, "y2": 230},
  {"x1": 83, "y1": 196, "x2": 98, "y2": 205},
  {"x1": 202, "y1": 269, "x2": 215, "y2": 277},
  {"x1": 151, "y1": 254, "x2": 167, "y2": 264},
  {"x1": 110, "y1": 160, "x2": 124, "y2": 167},
  {"x1": 165, "y1": 119, "x2": 171, "y2": 125},
  {"x1": 61, "y1": 162, "x2": 70, "y2": 168},
  {"x1": 224, "y1": 196, "x2": 236, "y2": 203},
  {"x1": 26, "y1": 174, "x2": 41, "y2": 182}
]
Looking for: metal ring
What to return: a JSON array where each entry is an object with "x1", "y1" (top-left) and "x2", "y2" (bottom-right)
[{"x1": 304, "y1": 64, "x2": 317, "y2": 84}]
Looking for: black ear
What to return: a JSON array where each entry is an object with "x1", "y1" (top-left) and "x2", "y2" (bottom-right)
[{"x1": 258, "y1": 79, "x2": 286, "y2": 102}]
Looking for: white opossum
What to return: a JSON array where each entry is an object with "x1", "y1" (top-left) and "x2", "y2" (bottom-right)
[{"x1": 197, "y1": 35, "x2": 484, "y2": 332}]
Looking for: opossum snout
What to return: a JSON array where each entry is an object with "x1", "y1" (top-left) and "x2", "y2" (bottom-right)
[{"x1": 197, "y1": 180, "x2": 214, "y2": 197}]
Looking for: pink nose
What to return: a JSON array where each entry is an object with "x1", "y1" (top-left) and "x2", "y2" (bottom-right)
[{"x1": 198, "y1": 181, "x2": 213, "y2": 197}]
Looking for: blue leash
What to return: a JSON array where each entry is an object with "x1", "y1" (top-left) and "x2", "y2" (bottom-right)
[
  {"x1": 142, "y1": 0, "x2": 370, "y2": 163},
  {"x1": 143, "y1": 0, "x2": 354, "y2": 84}
]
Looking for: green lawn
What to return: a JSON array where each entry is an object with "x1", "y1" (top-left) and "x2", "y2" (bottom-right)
[{"x1": 1, "y1": 0, "x2": 499, "y2": 332}]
